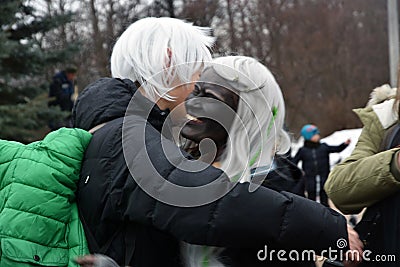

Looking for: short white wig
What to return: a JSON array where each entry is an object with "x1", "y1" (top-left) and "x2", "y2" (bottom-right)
[
  {"x1": 111, "y1": 17, "x2": 215, "y2": 102},
  {"x1": 211, "y1": 56, "x2": 291, "y2": 182}
]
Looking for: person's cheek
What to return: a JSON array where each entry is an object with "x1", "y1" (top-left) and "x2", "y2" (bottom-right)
[{"x1": 177, "y1": 83, "x2": 195, "y2": 105}]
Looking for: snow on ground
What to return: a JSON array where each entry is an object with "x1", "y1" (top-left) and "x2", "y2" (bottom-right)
[{"x1": 291, "y1": 128, "x2": 363, "y2": 168}]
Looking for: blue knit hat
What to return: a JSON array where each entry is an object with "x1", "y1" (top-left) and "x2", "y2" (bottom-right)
[{"x1": 300, "y1": 124, "x2": 320, "y2": 140}]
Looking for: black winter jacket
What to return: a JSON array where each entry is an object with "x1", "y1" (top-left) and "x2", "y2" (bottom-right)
[
  {"x1": 73, "y1": 78, "x2": 349, "y2": 267},
  {"x1": 252, "y1": 155, "x2": 305, "y2": 197},
  {"x1": 292, "y1": 140, "x2": 348, "y2": 183}
]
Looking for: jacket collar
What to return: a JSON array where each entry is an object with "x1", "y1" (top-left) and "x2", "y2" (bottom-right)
[
  {"x1": 125, "y1": 88, "x2": 170, "y2": 133},
  {"x1": 354, "y1": 99, "x2": 398, "y2": 131},
  {"x1": 354, "y1": 84, "x2": 398, "y2": 130},
  {"x1": 304, "y1": 140, "x2": 320, "y2": 148}
]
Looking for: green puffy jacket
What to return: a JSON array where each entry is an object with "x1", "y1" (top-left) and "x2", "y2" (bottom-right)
[
  {"x1": 0, "y1": 128, "x2": 92, "y2": 266},
  {"x1": 325, "y1": 97, "x2": 400, "y2": 214}
]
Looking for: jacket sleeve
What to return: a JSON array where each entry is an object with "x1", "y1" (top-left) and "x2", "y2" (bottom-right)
[
  {"x1": 37, "y1": 128, "x2": 92, "y2": 191},
  {"x1": 325, "y1": 108, "x2": 400, "y2": 214},
  {"x1": 326, "y1": 143, "x2": 348, "y2": 153},
  {"x1": 118, "y1": 121, "x2": 349, "y2": 254},
  {"x1": 120, "y1": 164, "x2": 348, "y2": 254},
  {"x1": 41, "y1": 128, "x2": 92, "y2": 159}
]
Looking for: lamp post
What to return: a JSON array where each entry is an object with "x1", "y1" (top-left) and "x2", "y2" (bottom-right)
[{"x1": 388, "y1": 0, "x2": 399, "y2": 87}]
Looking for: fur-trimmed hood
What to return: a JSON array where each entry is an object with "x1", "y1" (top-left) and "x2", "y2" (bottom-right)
[
  {"x1": 366, "y1": 84, "x2": 396, "y2": 108},
  {"x1": 356, "y1": 84, "x2": 398, "y2": 130}
]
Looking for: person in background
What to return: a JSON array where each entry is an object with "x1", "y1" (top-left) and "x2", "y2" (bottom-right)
[
  {"x1": 48, "y1": 65, "x2": 77, "y2": 130},
  {"x1": 293, "y1": 124, "x2": 350, "y2": 206}
]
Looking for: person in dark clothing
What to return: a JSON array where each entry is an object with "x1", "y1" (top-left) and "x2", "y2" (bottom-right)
[
  {"x1": 255, "y1": 154, "x2": 305, "y2": 196},
  {"x1": 73, "y1": 18, "x2": 362, "y2": 267},
  {"x1": 48, "y1": 66, "x2": 77, "y2": 130},
  {"x1": 292, "y1": 124, "x2": 350, "y2": 206},
  {"x1": 178, "y1": 55, "x2": 313, "y2": 267}
]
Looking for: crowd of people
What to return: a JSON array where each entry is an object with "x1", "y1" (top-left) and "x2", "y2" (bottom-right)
[{"x1": 1, "y1": 16, "x2": 399, "y2": 267}]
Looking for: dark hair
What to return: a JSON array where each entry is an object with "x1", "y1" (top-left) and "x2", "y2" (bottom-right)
[{"x1": 65, "y1": 65, "x2": 77, "y2": 73}]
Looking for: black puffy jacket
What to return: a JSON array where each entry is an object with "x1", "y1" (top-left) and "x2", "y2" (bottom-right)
[
  {"x1": 73, "y1": 78, "x2": 348, "y2": 267},
  {"x1": 254, "y1": 154, "x2": 305, "y2": 197}
]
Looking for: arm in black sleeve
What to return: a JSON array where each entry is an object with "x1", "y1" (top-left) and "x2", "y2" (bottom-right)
[
  {"x1": 327, "y1": 143, "x2": 349, "y2": 153},
  {"x1": 120, "y1": 165, "x2": 348, "y2": 254},
  {"x1": 118, "y1": 121, "x2": 349, "y2": 254}
]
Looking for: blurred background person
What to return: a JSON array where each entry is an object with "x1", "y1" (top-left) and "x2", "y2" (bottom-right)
[
  {"x1": 293, "y1": 124, "x2": 350, "y2": 206},
  {"x1": 48, "y1": 65, "x2": 78, "y2": 130}
]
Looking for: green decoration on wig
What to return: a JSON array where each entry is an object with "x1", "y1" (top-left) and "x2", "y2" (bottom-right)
[{"x1": 249, "y1": 106, "x2": 278, "y2": 167}]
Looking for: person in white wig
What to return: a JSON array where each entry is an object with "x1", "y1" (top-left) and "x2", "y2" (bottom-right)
[
  {"x1": 180, "y1": 56, "x2": 362, "y2": 267},
  {"x1": 181, "y1": 56, "x2": 290, "y2": 183},
  {"x1": 73, "y1": 18, "x2": 361, "y2": 267}
]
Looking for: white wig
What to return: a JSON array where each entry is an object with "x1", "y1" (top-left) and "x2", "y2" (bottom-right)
[
  {"x1": 212, "y1": 56, "x2": 291, "y2": 182},
  {"x1": 183, "y1": 56, "x2": 291, "y2": 267},
  {"x1": 111, "y1": 17, "x2": 215, "y2": 102}
]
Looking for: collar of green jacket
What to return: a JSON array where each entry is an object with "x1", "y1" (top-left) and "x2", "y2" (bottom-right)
[{"x1": 354, "y1": 98, "x2": 398, "y2": 130}]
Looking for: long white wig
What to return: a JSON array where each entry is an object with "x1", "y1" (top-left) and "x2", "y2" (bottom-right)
[
  {"x1": 183, "y1": 56, "x2": 291, "y2": 267},
  {"x1": 209, "y1": 56, "x2": 290, "y2": 182},
  {"x1": 110, "y1": 17, "x2": 215, "y2": 102}
]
